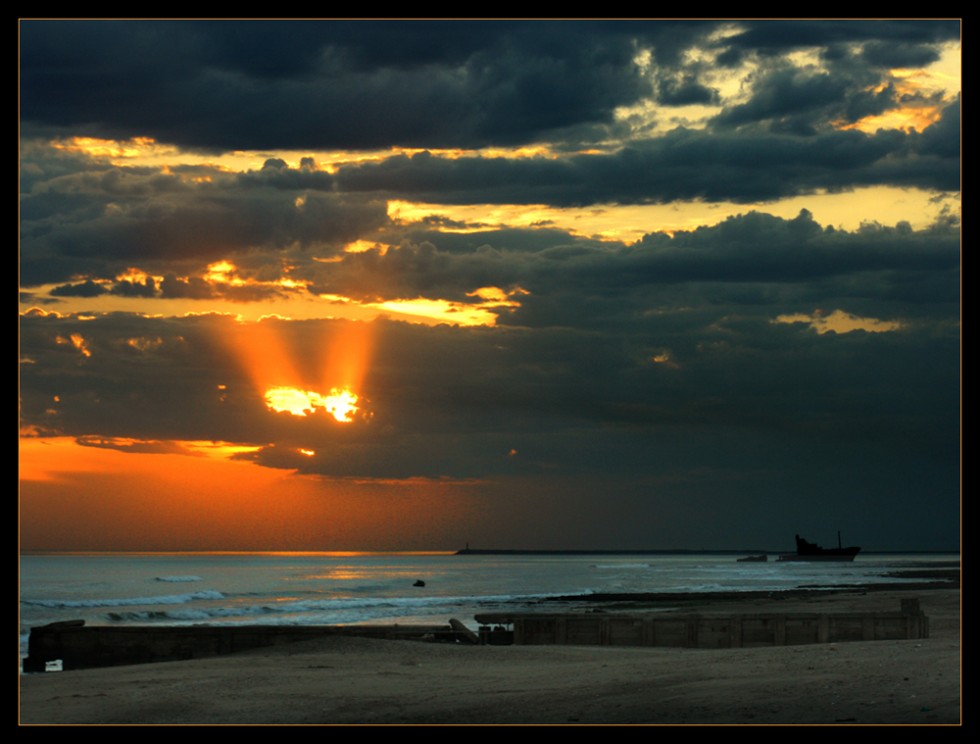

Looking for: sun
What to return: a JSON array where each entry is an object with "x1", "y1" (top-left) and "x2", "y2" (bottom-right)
[
  {"x1": 264, "y1": 386, "x2": 361, "y2": 423},
  {"x1": 322, "y1": 388, "x2": 359, "y2": 423}
]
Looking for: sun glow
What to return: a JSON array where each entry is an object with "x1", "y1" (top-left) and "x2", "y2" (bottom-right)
[
  {"x1": 222, "y1": 316, "x2": 376, "y2": 426},
  {"x1": 835, "y1": 102, "x2": 944, "y2": 134},
  {"x1": 51, "y1": 135, "x2": 164, "y2": 160},
  {"x1": 773, "y1": 309, "x2": 904, "y2": 335},
  {"x1": 371, "y1": 298, "x2": 499, "y2": 327},
  {"x1": 56, "y1": 333, "x2": 92, "y2": 357},
  {"x1": 323, "y1": 388, "x2": 359, "y2": 423},
  {"x1": 264, "y1": 385, "x2": 361, "y2": 423}
]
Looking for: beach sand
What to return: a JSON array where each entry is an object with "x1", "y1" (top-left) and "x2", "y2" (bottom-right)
[{"x1": 19, "y1": 588, "x2": 960, "y2": 725}]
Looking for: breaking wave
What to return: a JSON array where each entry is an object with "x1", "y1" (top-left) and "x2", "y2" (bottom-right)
[
  {"x1": 21, "y1": 590, "x2": 225, "y2": 609},
  {"x1": 105, "y1": 591, "x2": 577, "y2": 625}
]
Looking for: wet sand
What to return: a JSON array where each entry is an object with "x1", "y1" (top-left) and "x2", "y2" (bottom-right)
[{"x1": 19, "y1": 587, "x2": 960, "y2": 725}]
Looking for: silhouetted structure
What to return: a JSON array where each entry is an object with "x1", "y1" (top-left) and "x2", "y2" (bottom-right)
[{"x1": 778, "y1": 532, "x2": 861, "y2": 562}]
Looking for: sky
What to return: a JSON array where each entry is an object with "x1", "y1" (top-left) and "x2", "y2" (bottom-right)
[{"x1": 19, "y1": 19, "x2": 960, "y2": 552}]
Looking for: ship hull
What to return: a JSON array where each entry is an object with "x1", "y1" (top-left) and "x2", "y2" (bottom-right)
[{"x1": 776, "y1": 549, "x2": 860, "y2": 562}]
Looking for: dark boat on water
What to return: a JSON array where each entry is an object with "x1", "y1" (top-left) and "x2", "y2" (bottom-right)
[
  {"x1": 737, "y1": 554, "x2": 768, "y2": 562},
  {"x1": 777, "y1": 532, "x2": 861, "y2": 562}
]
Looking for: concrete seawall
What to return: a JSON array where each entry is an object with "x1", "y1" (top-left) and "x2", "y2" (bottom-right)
[
  {"x1": 475, "y1": 598, "x2": 929, "y2": 648},
  {"x1": 24, "y1": 599, "x2": 928, "y2": 672},
  {"x1": 23, "y1": 621, "x2": 462, "y2": 673}
]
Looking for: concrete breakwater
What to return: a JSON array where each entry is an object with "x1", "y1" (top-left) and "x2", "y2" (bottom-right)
[
  {"x1": 476, "y1": 598, "x2": 928, "y2": 648},
  {"x1": 23, "y1": 621, "x2": 471, "y2": 673},
  {"x1": 24, "y1": 599, "x2": 928, "y2": 672}
]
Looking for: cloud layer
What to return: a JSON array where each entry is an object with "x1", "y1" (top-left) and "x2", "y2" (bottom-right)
[{"x1": 19, "y1": 20, "x2": 960, "y2": 550}]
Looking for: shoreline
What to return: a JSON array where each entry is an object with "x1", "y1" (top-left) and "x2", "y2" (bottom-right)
[
  {"x1": 536, "y1": 571, "x2": 958, "y2": 609},
  {"x1": 19, "y1": 584, "x2": 960, "y2": 725}
]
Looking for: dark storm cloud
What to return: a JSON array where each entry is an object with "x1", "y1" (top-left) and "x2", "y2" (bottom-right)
[
  {"x1": 623, "y1": 210, "x2": 960, "y2": 291},
  {"x1": 20, "y1": 20, "x2": 653, "y2": 151},
  {"x1": 19, "y1": 151, "x2": 389, "y2": 287},
  {"x1": 710, "y1": 65, "x2": 865, "y2": 133},
  {"x1": 17, "y1": 311, "x2": 349, "y2": 445},
  {"x1": 23, "y1": 210, "x2": 959, "y2": 438},
  {"x1": 303, "y1": 227, "x2": 617, "y2": 303},
  {"x1": 158, "y1": 275, "x2": 217, "y2": 300},
  {"x1": 43, "y1": 271, "x2": 303, "y2": 304},
  {"x1": 50, "y1": 279, "x2": 107, "y2": 298},
  {"x1": 18, "y1": 20, "x2": 960, "y2": 550},
  {"x1": 705, "y1": 21, "x2": 957, "y2": 135},
  {"x1": 18, "y1": 194, "x2": 959, "y2": 547},
  {"x1": 30, "y1": 109, "x2": 959, "y2": 295},
  {"x1": 110, "y1": 276, "x2": 157, "y2": 298},
  {"x1": 917, "y1": 95, "x2": 960, "y2": 159},
  {"x1": 20, "y1": 20, "x2": 959, "y2": 154},
  {"x1": 332, "y1": 109, "x2": 959, "y2": 206},
  {"x1": 236, "y1": 158, "x2": 336, "y2": 191},
  {"x1": 656, "y1": 72, "x2": 719, "y2": 106},
  {"x1": 19, "y1": 246, "x2": 958, "y2": 483},
  {"x1": 861, "y1": 40, "x2": 946, "y2": 68},
  {"x1": 300, "y1": 210, "x2": 959, "y2": 330},
  {"x1": 708, "y1": 39, "x2": 952, "y2": 136},
  {"x1": 722, "y1": 20, "x2": 959, "y2": 53}
]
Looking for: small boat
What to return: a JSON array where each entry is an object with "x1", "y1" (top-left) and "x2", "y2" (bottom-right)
[
  {"x1": 737, "y1": 554, "x2": 768, "y2": 562},
  {"x1": 777, "y1": 532, "x2": 860, "y2": 562}
]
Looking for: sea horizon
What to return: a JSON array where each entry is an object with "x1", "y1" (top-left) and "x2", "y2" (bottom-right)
[{"x1": 18, "y1": 547, "x2": 962, "y2": 557}]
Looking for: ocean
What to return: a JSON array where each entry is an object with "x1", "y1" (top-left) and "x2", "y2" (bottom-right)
[{"x1": 19, "y1": 551, "x2": 957, "y2": 665}]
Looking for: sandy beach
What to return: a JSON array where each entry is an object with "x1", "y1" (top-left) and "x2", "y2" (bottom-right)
[{"x1": 19, "y1": 587, "x2": 960, "y2": 725}]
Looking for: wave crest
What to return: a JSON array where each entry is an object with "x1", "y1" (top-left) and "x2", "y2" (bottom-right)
[{"x1": 21, "y1": 590, "x2": 225, "y2": 609}]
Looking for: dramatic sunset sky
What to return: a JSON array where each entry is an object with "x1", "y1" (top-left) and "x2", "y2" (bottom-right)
[{"x1": 19, "y1": 20, "x2": 960, "y2": 552}]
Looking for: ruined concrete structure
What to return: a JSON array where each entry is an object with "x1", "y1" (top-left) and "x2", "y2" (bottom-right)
[
  {"x1": 475, "y1": 598, "x2": 928, "y2": 648},
  {"x1": 22, "y1": 621, "x2": 461, "y2": 672},
  {"x1": 23, "y1": 599, "x2": 928, "y2": 673}
]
